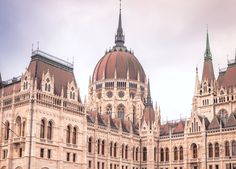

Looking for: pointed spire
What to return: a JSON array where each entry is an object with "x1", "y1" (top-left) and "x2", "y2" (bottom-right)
[
  {"x1": 204, "y1": 26, "x2": 212, "y2": 60},
  {"x1": 115, "y1": 0, "x2": 125, "y2": 47},
  {"x1": 145, "y1": 78, "x2": 153, "y2": 106}
]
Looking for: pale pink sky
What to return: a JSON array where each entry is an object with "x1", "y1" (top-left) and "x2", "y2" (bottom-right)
[{"x1": 0, "y1": 0, "x2": 236, "y2": 121}]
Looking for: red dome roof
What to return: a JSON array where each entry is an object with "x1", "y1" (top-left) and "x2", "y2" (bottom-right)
[{"x1": 93, "y1": 48, "x2": 146, "y2": 83}]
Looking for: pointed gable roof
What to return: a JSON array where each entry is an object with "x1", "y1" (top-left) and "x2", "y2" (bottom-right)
[
  {"x1": 208, "y1": 116, "x2": 220, "y2": 130},
  {"x1": 173, "y1": 121, "x2": 185, "y2": 134},
  {"x1": 225, "y1": 113, "x2": 236, "y2": 127}
]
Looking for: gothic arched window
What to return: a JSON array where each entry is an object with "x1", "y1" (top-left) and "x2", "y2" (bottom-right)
[
  {"x1": 179, "y1": 146, "x2": 183, "y2": 160},
  {"x1": 154, "y1": 147, "x2": 157, "y2": 161},
  {"x1": 225, "y1": 141, "x2": 230, "y2": 157},
  {"x1": 122, "y1": 144, "x2": 124, "y2": 158},
  {"x1": 114, "y1": 143, "x2": 117, "y2": 157},
  {"x1": 136, "y1": 147, "x2": 139, "y2": 161},
  {"x1": 117, "y1": 104, "x2": 125, "y2": 119},
  {"x1": 143, "y1": 147, "x2": 147, "y2": 161},
  {"x1": 208, "y1": 143, "x2": 213, "y2": 158},
  {"x1": 40, "y1": 119, "x2": 45, "y2": 139},
  {"x1": 15, "y1": 116, "x2": 21, "y2": 137},
  {"x1": 192, "y1": 143, "x2": 198, "y2": 158},
  {"x1": 125, "y1": 145, "x2": 128, "y2": 159},
  {"x1": 45, "y1": 78, "x2": 51, "y2": 92},
  {"x1": 232, "y1": 140, "x2": 236, "y2": 156},
  {"x1": 4, "y1": 121, "x2": 10, "y2": 140},
  {"x1": 215, "y1": 142, "x2": 219, "y2": 157},
  {"x1": 110, "y1": 142, "x2": 113, "y2": 157},
  {"x1": 106, "y1": 104, "x2": 112, "y2": 115},
  {"x1": 160, "y1": 148, "x2": 164, "y2": 162},
  {"x1": 72, "y1": 127, "x2": 77, "y2": 144},
  {"x1": 165, "y1": 147, "x2": 169, "y2": 162},
  {"x1": 174, "y1": 147, "x2": 178, "y2": 161},
  {"x1": 101, "y1": 140, "x2": 105, "y2": 155},
  {"x1": 88, "y1": 137, "x2": 92, "y2": 153},
  {"x1": 97, "y1": 139, "x2": 101, "y2": 154},
  {"x1": 47, "y1": 121, "x2": 52, "y2": 140},
  {"x1": 66, "y1": 125, "x2": 71, "y2": 143}
]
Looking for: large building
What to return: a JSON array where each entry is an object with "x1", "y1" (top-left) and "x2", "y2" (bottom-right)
[{"x1": 1, "y1": 4, "x2": 236, "y2": 169}]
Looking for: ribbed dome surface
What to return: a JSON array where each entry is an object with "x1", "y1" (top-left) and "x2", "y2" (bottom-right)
[{"x1": 92, "y1": 47, "x2": 146, "y2": 83}]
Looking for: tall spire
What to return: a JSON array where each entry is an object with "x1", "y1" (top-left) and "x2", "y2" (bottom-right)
[
  {"x1": 204, "y1": 26, "x2": 212, "y2": 60},
  {"x1": 115, "y1": 0, "x2": 125, "y2": 47},
  {"x1": 201, "y1": 27, "x2": 215, "y2": 82},
  {"x1": 145, "y1": 79, "x2": 153, "y2": 106}
]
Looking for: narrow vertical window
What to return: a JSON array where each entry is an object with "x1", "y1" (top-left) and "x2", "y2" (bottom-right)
[{"x1": 40, "y1": 119, "x2": 45, "y2": 139}]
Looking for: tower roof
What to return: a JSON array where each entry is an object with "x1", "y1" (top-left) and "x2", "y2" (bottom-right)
[
  {"x1": 202, "y1": 30, "x2": 215, "y2": 82},
  {"x1": 142, "y1": 80, "x2": 155, "y2": 124}
]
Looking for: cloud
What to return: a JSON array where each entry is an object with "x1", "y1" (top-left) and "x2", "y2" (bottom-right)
[{"x1": 0, "y1": 0, "x2": 236, "y2": 120}]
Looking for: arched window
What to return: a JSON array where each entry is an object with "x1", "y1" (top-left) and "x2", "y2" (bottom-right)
[
  {"x1": 70, "y1": 87, "x2": 75, "y2": 100},
  {"x1": 160, "y1": 148, "x2": 164, "y2": 162},
  {"x1": 136, "y1": 147, "x2": 139, "y2": 161},
  {"x1": 179, "y1": 146, "x2": 183, "y2": 160},
  {"x1": 154, "y1": 147, "x2": 157, "y2": 161},
  {"x1": 110, "y1": 142, "x2": 113, "y2": 157},
  {"x1": 97, "y1": 139, "x2": 101, "y2": 154},
  {"x1": 15, "y1": 116, "x2": 21, "y2": 137},
  {"x1": 232, "y1": 140, "x2": 236, "y2": 156},
  {"x1": 4, "y1": 121, "x2": 10, "y2": 140},
  {"x1": 125, "y1": 145, "x2": 128, "y2": 159},
  {"x1": 45, "y1": 78, "x2": 51, "y2": 92},
  {"x1": 117, "y1": 104, "x2": 125, "y2": 119},
  {"x1": 40, "y1": 119, "x2": 45, "y2": 139},
  {"x1": 72, "y1": 127, "x2": 77, "y2": 144},
  {"x1": 132, "y1": 146, "x2": 135, "y2": 160},
  {"x1": 88, "y1": 137, "x2": 92, "y2": 153},
  {"x1": 192, "y1": 143, "x2": 198, "y2": 158},
  {"x1": 122, "y1": 144, "x2": 124, "y2": 158},
  {"x1": 66, "y1": 125, "x2": 71, "y2": 143},
  {"x1": 174, "y1": 147, "x2": 178, "y2": 161},
  {"x1": 215, "y1": 142, "x2": 219, "y2": 157},
  {"x1": 218, "y1": 109, "x2": 228, "y2": 118},
  {"x1": 47, "y1": 121, "x2": 52, "y2": 140},
  {"x1": 165, "y1": 147, "x2": 169, "y2": 162},
  {"x1": 106, "y1": 104, "x2": 112, "y2": 115},
  {"x1": 208, "y1": 143, "x2": 213, "y2": 158},
  {"x1": 225, "y1": 141, "x2": 230, "y2": 156},
  {"x1": 22, "y1": 121, "x2": 25, "y2": 137},
  {"x1": 114, "y1": 143, "x2": 117, "y2": 157},
  {"x1": 102, "y1": 140, "x2": 105, "y2": 155},
  {"x1": 143, "y1": 147, "x2": 147, "y2": 161}
]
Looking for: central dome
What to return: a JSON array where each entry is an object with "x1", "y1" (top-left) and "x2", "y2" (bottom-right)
[{"x1": 92, "y1": 47, "x2": 146, "y2": 83}]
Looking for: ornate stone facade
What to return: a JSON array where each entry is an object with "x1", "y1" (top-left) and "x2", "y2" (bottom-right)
[{"x1": 1, "y1": 4, "x2": 236, "y2": 169}]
